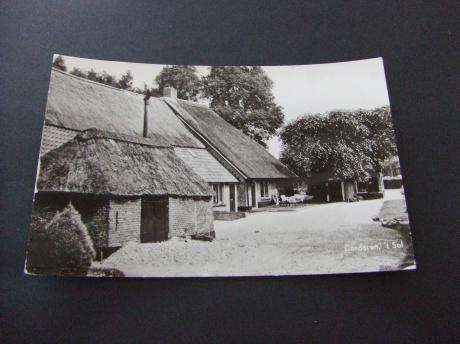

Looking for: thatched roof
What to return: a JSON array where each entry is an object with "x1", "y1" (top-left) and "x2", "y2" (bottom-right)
[
  {"x1": 44, "y1": 69, "x2": 296, "y2": 181},
  {"x1": 167, "y1": 99, "x2": 298, "y2": 180},
  {"x1": 45, "y1": 69, "x2": 204, "y2": 148},
  {"x1": 37, "y1": 129, "x2": 212, "y2": 197}
]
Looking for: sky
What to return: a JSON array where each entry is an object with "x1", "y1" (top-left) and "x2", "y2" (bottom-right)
[{"x1": 57, "y1": 55, "x2": 390, "y2": 158}]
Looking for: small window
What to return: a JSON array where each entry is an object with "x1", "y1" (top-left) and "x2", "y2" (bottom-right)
[
  {"x1": 260, "y1": 181, "x2": 269, "y2": 197},
  {"x1": 115, "y1": 211, "x2": 119, "y2": 231},
  {"x1": 212, "y1": 184, "x2": 224, "y2": 205}
]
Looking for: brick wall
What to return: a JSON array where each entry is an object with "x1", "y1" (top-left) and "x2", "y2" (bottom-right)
[
  {"x1": 169, "y1": 197, "x2": 214, "y2": 237},
  {"x1": 108, "y1": 198, "x2": 142, "y2": 247},
  {"x1": 75, "y1": 199, "x2": 110, "y2": 249}
]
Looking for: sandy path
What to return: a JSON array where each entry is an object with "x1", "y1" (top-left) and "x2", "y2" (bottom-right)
[{"x1": 97, "y1": 190, "x2": 413, "y2": 277}]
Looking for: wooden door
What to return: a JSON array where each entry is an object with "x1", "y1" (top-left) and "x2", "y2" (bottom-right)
[
  {"x1": 229, "y1": 184, "x2": 236, "y2": 212},
  {"x1": 327, "y1": 181, "x2": 343, "y2": 202},
  {"x1": 141, "y1": 198, "x2": 169, "y2": 242}
]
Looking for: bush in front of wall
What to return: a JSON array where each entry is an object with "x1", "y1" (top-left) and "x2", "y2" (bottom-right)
[{"x1": 26, "y1": 203, "x2": 96, "y2": 276}]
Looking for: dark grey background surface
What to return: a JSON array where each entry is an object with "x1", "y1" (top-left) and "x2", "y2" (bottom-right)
[{"x1": 1, "y1": 1, "x2": 459, "y2": 342}]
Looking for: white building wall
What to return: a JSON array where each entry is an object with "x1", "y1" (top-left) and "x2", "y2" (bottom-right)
[
  {"x1": 235, "y1": 185, "x2": 238, "y2": 211},
  {"x1": 222, "y1": 184, "x2": 230, "y2": 211},
  {"x1": 248, "y1": 184, "x2": 253, "y2": 207},
  {"x1": 268, "y1": 181, "x2": 279, "y2": 199},
  {"x1": 212, "y1": 183, "x2": 239, "y2": 212},
  {"x1": 254, "y1": 182, "x2": 260, "y2": 207}
]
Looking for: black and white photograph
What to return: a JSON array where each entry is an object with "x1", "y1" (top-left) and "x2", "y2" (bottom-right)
[{"x1": 25, "y1": 55, "x2": 416, "y2": 277}]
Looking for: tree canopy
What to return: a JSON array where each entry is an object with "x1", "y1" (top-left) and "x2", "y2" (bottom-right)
[
  {"x1": 280, "y1": 106, "x2": 397, "y2": 181},
  {"x1": 155, "y1": 65, "x2": 201, "y2": 101},
  {"x1": 202, "y1": 66, "x2": 284, "y2": 147}
]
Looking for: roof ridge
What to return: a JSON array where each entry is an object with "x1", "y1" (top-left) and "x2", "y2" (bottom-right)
[
  {"x1": 176, "y1": 98, "x2": 210, "y2": 108},
  {"x1": 51, "y1": 68, "x2": 145, "y2": 98}
]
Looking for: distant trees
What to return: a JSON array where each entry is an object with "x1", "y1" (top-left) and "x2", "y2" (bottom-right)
[
  {"x1": 55, "y1": 56, "x2": 134, "y2": 91},
  {"x1": 95, "y1": 71, "x2": 117, "y2": 87},
  {"x1": 74, "y1": 69, "x2": 132, "y2": 90},
  {"x1": 87, "y1": 68, "x2": 98, "y2": 82},
  {"x1": 52, "y1": 55, "x2": 67, "y2": 72},
  {"x1": 280, "y1": 107, "x2": 397, "y2": 181},
  {"x1": 117, "y1": 70, "x2": 134, "y2": 90},
  {"x1": 69, "y1": 67, "x2": 86, "y2": 78},
  {"x1": 202, "y1": 66, "x2": 284, "y2": 147}
]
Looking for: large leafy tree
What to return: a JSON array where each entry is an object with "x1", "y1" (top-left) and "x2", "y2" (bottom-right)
[
  {"x1": 359, "y1": 106, "x2": 397, "y2": 171},
  {"x1": 280, "y1": 107, "x2": 397, "y2": 181},
  {"x1": 155, "y1": 65, "x2": 201, "y2": 101},
  {"x1": 52, "y1": 55, "x2": 67, "y2": 72},
  {"x1": 202, "y1": 66, "x2": 284, "y2": 147}
]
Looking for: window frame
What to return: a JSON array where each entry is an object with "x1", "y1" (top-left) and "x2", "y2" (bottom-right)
[
  {"x1": 260, "y1": 181, "x2": 269, "y2": 198},
  {"x1": 212, "y1": 184, "x2": 224, "y2": 205}
]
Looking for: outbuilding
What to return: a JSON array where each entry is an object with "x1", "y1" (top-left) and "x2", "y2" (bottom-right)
[{"x1": 33, "y1": 129, "x2": 214, "y2": 256}]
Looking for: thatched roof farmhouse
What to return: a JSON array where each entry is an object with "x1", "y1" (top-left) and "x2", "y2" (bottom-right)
[
  {"x1": 34, "y1": 68, "x2": 299, "y2": 252},
  {"x1": 41, "y1": 69, "x2": 297, "y2": 215}
]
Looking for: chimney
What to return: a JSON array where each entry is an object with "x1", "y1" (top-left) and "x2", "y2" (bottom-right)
[
  {"x1": 163, "y1": 86, "x2": 177, "y2": 99},
  {"x1": 143, "y1": 94, "x2": 150, "y2": 138}
]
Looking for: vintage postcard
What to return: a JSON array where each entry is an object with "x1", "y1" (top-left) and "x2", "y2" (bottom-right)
[{"x1": 25, "y1": 55, "x2": 416, "y2": 277}]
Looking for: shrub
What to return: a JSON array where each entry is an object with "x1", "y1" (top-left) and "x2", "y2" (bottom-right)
[{"x1": 26, "y1": 203, "x2": 96, "y2": 276}]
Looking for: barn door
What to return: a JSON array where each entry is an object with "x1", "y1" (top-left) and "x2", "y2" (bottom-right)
[
  {"x1": 229, "y1": 184, "x2": 236, "y2": 212},
  {"x1": 141, "y1": 198, "x2": 169, "y2": 242}
]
